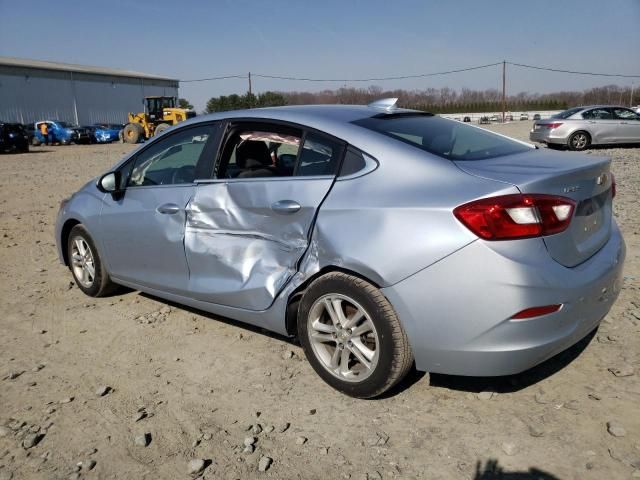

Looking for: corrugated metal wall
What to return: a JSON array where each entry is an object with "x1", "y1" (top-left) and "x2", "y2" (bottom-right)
[{"x1": 0, "y1": 65, "x2": 178, "y2": 125}]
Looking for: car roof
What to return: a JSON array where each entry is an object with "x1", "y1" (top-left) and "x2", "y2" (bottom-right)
[
  {"x1": 572, "y1": 105, "x2": 629, "y2": 110},
  {"x1": 184, "y1": 104, "x2": 423, "y2": 146}
]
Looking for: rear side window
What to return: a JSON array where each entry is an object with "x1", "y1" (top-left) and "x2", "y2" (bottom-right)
[
  {"x1": 353, "y1": 114, "x2": 530, "y2": 161},
  {"x1": 296, "y1": 134, "x2": 342, "y2": 176},
  {"x1": 340, "y1": 148, "x2": 367, "y2": 176},
  {"x1": 217, "y1": 124, "x2": 344, "y2": 178},
  {"x1": 553, "y1": 107, "x2": 583, "y2": 119}
]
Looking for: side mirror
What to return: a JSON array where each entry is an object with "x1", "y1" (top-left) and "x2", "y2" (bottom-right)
[{"x1": 97, "y1": 171, "x2": 122, "y2": 193}]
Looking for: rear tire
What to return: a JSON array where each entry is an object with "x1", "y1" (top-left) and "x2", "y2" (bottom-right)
[
  {"x1": 154, "y1": 123, "x2": 170, "y2": 136},
  {"x1": 67, "y1": 225, "x2": 117, "y2": 297},
  {"x1": 31, "y1": 137, "x2": 41, "y2": 146},
  {"x1": 568, "y1": 131, "x2": 590, "y2": 151},
  {"x1": 123, "y1": 123, "x2": 143, "y2": 144},
  {"x1": 298, "y1": 272, "x2": 414, "y2": 398}
]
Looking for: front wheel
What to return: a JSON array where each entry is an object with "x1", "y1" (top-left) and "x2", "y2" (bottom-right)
[
  {"x1": 568, "y1": 131, "x2": 590, "y2": 151},
  {"x1": 123, "y1": 123, "x2": 142, "y2": 144},
  {"x1": 154, "y1": 123, "x2": 170, "y2": 136},
  {"x1": 298, "y1": 272, "x2": 414, "y2": 398},
  {"x1": 67, "y1": 225, "x2": 117, "y2": 297}
]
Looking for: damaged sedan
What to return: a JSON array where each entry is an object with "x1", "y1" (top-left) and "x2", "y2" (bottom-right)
[{"x1": 55, "y1": 99, "x2": 625, "y2": 398}]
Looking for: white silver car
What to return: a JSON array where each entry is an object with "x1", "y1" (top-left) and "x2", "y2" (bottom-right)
[
  {"x1": 530, "y1": 105, "x2": 640, "y2": 150},
  {"x1": 55, "y1": 100, "x2": 625, "y2": 398}
]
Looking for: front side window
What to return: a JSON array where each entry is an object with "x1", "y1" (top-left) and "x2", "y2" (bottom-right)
[
  {"x1": 612, "y1": 108, "x2": 640, "y2": 120},
  {"x1": 128, "y1": 125, "x2": 212, "y2": 187},
  {"x1": 582, "y1": 108, "x2": 613, "y2": 120},
  {"x1": 353, "y1": 114, "x2": 531, "y2": 161}
]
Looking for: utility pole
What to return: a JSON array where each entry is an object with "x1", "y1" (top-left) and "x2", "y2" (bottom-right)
[
  {"x1": 501, "y1": 60, "x2": 506, "y2": 123},
  {"x1": 247, "y1": 72, "x2": 253, "y2": 108}
]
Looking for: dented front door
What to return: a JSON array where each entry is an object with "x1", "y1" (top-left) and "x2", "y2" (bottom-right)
[{"x1": 184, "y1": 177, "x2": 334, "y2": 310}]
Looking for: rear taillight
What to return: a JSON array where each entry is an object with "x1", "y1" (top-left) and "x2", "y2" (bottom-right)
[
  {"x1": 546, "y1": 122, "x2": 563, "y2": 129},
  {"x1": 454, "y1": 194, "x2": 576, "y2": 240},
  {"x1": 611, "y1": 173, "x2": 616, "y2": 198}
]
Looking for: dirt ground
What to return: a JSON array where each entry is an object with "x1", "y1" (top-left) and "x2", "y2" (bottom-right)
[{"x1": 1, "y1": 121, "x2": 639, "y2": 480}]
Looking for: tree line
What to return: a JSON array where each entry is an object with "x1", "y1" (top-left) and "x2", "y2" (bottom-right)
[{"x1": 201, "y1": 84, "x2": 637, "y2": 114}]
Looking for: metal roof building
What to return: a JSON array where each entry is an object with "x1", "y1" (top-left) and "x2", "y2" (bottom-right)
[{"x1": 0, "y1": 56, "x2": 179, "y2": 125}]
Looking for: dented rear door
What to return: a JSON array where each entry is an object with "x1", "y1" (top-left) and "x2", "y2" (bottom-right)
[{"x1": 185, "y1": 177, "x2": 334, "y2": 310}]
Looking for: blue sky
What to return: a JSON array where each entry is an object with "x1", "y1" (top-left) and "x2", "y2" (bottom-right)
[{"x1": 1, "y1": 0, "x2": 639, "y2": 111}]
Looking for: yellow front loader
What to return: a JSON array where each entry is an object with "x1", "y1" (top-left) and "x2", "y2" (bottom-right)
[{"x1": 123, "y1": 96, "x2": 196, "y2": 144}]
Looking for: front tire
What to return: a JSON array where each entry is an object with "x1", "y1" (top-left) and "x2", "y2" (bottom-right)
[
  {"x1": 298, "y1": 272, "x2": 413, "y2": 398},
  {"x1": 154, "y1": 123, "x2": 170, "y2": 136},
  {"x1": 123, "y1": 123, "x2": 143, "y2": 144},
  {"x1": 67, "y1": 225, "x2": 117, "y2": 297},
  {"x1": 568, "y1": 131, "x2": 590, "y2": 151}
]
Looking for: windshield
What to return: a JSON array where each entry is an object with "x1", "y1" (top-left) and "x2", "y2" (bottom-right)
[
  {"x1": 353, "y1": 114, "x2": 531, "y2": 161},
  {"x1": 552, "y1": 107, "x2": 583, "y2": 119}
]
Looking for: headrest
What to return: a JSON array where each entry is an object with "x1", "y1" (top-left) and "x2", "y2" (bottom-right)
[{"x1": 236, "y1": 140, "x2": 271, "y2": 168}]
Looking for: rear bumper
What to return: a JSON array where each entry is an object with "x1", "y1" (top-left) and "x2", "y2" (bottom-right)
[
  {"x1": 382, "y1": 221, "x2": 625, "y2": 376},
  {"x1": 529, "y1": 129, "x2": 568, "y2": 145}
]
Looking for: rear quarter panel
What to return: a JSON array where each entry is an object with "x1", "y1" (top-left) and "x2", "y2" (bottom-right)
[{"x1": 307, "y1": 140, "x2": 520, "y2": 287}]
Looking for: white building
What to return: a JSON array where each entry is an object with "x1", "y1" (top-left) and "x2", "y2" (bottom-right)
[{"x1": 0, "y1": 56, "x2": 179, "y2": 125}]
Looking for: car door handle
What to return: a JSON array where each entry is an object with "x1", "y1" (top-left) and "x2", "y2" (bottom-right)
[
  {"x1": 157, "y1": 203, "x2": 181, "y2": 214},
  {"x1": 271, "y1": 200, "x2": 301, "y2": 214}
]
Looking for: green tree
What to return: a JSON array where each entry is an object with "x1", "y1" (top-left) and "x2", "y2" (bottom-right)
[{"x1": 178, "y1": 98, "x2": 193, "y2": 109}]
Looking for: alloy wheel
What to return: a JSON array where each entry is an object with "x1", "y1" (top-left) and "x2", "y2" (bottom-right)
[
  {"x1": 571, "y1": 133, "x2": 587, "y2": 149},
  {"x1": 71, "y1": 236, "x2": 95, "y2": 288},
  {"x1": 307, "y1": 293, "x2": 380, "y2": 382}
]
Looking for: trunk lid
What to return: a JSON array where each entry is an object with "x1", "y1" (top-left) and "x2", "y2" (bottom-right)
[{"x1": 455, "y1": 149, "x2": 613, "y2": 267}]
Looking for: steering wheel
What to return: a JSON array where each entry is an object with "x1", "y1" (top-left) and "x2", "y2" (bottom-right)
[{"x1": 171, "y1": 165, "x2": 195, "y2": 184}]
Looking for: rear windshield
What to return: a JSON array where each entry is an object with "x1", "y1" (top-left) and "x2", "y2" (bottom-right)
[
  {"x1": 552, "y1": 107, "x2": 583, "y2": 119},
  {"x1": 353, "y1": 114, "x2": 531, "y2": 161}
]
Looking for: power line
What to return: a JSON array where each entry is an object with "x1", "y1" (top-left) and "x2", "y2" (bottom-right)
[
  {"x1": 251, "y1": 62, "x2": 502, "y2": 82},
  {"x1": 508, "y1": 61, "x2": 640, "y2": 79},
  {"x1": 178, "y1": 61, "x2": 640, "y2": 84},
  {"x1": 180, "y1": 74, "x2": 247, "y2": 83}
]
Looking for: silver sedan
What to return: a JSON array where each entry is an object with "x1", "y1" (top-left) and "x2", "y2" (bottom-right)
[
  {"x1": 530, "y1": 105, "x2": 640, "y2": 150},
  {"x1": 55, "y1": 100, "x2": 625, "y2": 398}
]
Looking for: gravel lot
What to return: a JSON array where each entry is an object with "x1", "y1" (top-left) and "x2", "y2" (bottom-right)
[{"x1": 1, "y1": 121, "x2": 639, "y2": 479}]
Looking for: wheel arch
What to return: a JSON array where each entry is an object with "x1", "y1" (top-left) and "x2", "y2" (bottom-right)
[
  {"x1": 284, "y1": 266, "x2": 382, "y2": 337},
  {"x1": 60, "y1": 218, "x2": 82, "y2": 266}
]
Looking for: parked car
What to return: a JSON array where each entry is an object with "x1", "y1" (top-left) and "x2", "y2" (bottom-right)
[
  {"x1": 463, "y1": 116, "x2": 471, "y2": 122},
  {"x1": 533, "y1": 113, "x2": 541, "y2": 121},
  {"x1": 21, "y1": 123, "x2": 36, "y2": 143},
  {"x1": 33, "y1": 121, "x2": 92, "y2": 146},
  {"x1": 489, "y1": 115, "x2": 500, "y2": 122},
  {"x1": 478, "y1": 116, "x2": 490, "y2": 124},
  {"x1": 56, "y1": 100, "x2": 625, "y2": 398},
  {"x1": 0, "y1": 122, "x2": 29, "y2": 153},
  {"x1": 87, "y1": 124, "x2": 124, "y2": 144},
  {"x1": 530, "y1": 105, "x2": 640, "y2": 151},
  {"x1": 520, "y1": 113, "x2": 529, "y2": 121}
]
